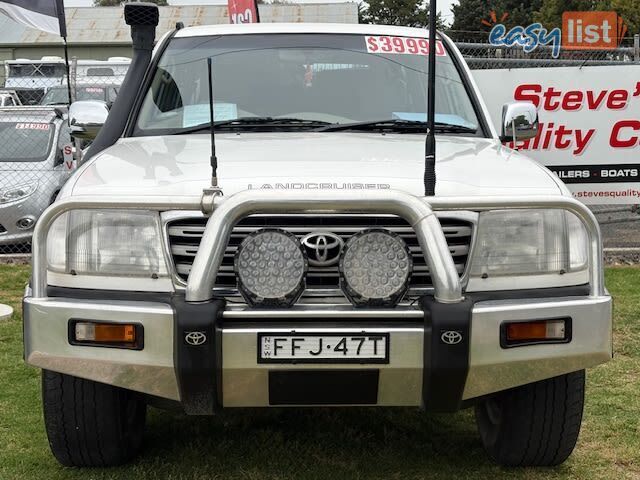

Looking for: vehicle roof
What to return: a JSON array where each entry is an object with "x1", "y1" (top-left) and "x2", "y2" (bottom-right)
[
  {"x1": 175, "y1": 22, "x2": 435, "y2": 39},
  {"x1": 0, "y1": 107, "x2": 63, "y2": 122}
]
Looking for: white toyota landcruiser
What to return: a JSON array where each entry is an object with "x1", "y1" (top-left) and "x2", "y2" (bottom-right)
[{"x1": 23, "y1": 3, "x2": 612, "y2": 468}]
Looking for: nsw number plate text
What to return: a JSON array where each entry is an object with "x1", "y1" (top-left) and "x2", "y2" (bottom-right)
[{"x1": 258, "y1": 333, "x2": 389, "y2": 364}]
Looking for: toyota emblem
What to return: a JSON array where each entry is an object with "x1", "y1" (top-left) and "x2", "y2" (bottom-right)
[
  {"x1": 184, "y1": 331, "x2": 207, "y2": 346},
  {"x1": 440, "y1": 331, "x2": 463, "y2": 345},
  {"x1": 301, "y1": 232, "x2": 344, "y2": 267}
]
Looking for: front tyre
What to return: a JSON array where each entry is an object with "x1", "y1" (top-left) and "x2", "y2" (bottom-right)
[
  {"x1": 475, "y1": 370, "x2": 585, "y2": 467},
  {"x1": 42, "y1": 370, "x2": 146, "y2": 467}
]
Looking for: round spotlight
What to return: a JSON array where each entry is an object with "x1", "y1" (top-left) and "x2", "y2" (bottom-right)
[
  {"x1": 340, "y1": 229, "x2": 412, "y2": 307},
  {"x1": 234, "y1": 228, "x2": 307, "y2": 307}
]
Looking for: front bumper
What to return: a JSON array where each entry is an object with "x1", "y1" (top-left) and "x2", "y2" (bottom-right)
[
  {"x1": 24, "y1": 190, "x2": 612, "y2": 413},
  {"x1": 23, "y1": 292, "x2": 612, "y2": 411}
]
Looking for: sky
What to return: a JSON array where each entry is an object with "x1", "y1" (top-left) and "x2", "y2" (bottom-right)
[{"x1": 64, "y1": 0, "x2": 459, "y2": 24}]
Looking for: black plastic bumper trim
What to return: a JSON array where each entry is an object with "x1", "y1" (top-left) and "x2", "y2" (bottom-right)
[
  {"x1": 171, "y1": 296, "x2": 225, "y2": 415},
  {"x1": 44, "y1": 284, "x2": 590, "y2": 304},
  {"x1": 421, "y1": 296, "x2": 474, "y2": 413}
]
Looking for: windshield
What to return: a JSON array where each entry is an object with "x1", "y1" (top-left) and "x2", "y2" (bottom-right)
[
  {"x1": 41, "y1": 86, "x2": 110, "y2": 105},
  {"x1": 134, "y1": 33, "x2": 481, "y2": 134},
  {"x1": 0, "y1": 122, "x2": 54, "y2": 162}
]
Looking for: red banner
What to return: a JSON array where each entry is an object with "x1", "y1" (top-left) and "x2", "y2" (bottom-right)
[{"x1": 228, "y1": 0, "x2": 259, "y2": 24}]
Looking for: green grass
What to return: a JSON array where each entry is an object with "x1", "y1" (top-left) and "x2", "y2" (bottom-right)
[{"x1": 1, "y1": 264, "x2": 639, "y2": 479}]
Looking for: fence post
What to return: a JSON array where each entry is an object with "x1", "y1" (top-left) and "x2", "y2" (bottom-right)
[
  {"x1": 70, "y1": 56, "x2": 78, "y2": 103},
  {"x1": 635, "y1": 34, "x2": 639, "y2": 63}
]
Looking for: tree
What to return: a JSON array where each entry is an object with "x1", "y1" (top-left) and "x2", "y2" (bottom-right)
[
  {"x1": 451, "y1": 0, "x2": 543, "y2": 32},
  {"x1": 93, "y1": 0, "x2": 168, "y2": 6},
  {"x1": 502, "y1": 0, "x2": 544, "y2": 29},
  {"x1": 450, "y1": 0, "x2": 495, "y2": 32},
  {"x1": 534, "y1": 0, "x2": 607, "y2": 30},
  {"x1": 359, "y1": 0, "x2": 445, "y2": 29},
  {"x1": 535, "y1": 0, "x2": 638, "y2": 35},
  {"x1": 610, "y1": 0, "x2": 640, "y2": 35}
]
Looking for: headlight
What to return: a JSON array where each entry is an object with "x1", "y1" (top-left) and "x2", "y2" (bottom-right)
[
  {"x1": 340, "y1": 229, "x2": 412, "y2": 307},
  {"x1": 47, "y1": 210, "x2": 168, "y2": 277},
  {"x1": 0, "y1": 182, "x2": 38, "y2": 203},
  {"x1": 469, "y1": 209, "x2": 588, "y2": 280},
  {"x1": 234, "y1": 228, "x2": 307, "y2": 307}
]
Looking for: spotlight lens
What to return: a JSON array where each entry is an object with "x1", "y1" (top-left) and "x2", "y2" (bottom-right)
[
  {"x1": 235, "y1": 229, "x2": 307, "y2": 306},
  {"x1": 340, "y1": 230, "x2": 412, "y2": 306}
]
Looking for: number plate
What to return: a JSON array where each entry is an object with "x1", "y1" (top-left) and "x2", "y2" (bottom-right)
[{"x1": 258, "y1": 333, "x2": 389, "y2": 364}]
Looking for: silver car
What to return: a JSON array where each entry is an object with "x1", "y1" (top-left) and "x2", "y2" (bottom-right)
[{"x1": 0, "y1": 107, "x2": 73, "y2": 246}]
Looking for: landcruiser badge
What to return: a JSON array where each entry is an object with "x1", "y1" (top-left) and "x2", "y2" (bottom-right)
[
  {"x1": 441, "y1": 331, "x2": 463, "y2": 345},
  {"x1": 301, "y1": 232, "x2": 344, "y2": 267},
  {"x1": 185, "y1": 331, "x2": 207, "y2": 346}
]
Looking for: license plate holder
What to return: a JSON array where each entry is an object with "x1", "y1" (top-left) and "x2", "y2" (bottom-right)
[{"x1": 258, "y1": 332, "x2": 390, "y2": 364}]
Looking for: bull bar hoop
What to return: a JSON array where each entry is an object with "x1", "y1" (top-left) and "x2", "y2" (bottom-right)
[{"x1": 30, "y1": 190, "x2": 605, "y2": 302}]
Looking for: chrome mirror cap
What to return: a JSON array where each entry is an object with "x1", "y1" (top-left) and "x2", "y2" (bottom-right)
[
  {"x1": 501, "y1": 102, "x2": 539, "y2": 143},
  {"x1": 69, "y1": 100, "x2": 109, "y2": 140}
]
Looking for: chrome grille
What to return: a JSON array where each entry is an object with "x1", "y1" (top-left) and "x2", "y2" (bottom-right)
[{"x1": 167, "y1": 215, "x2": 473, "y2": 292}]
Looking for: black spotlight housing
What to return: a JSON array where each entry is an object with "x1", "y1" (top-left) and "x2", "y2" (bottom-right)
[
  {"x1": 339, "y1": 229, "x2": 413, "y2": 308},
  {"x1": 234, "y1": 228, "x2": 308, "y2": 307}
]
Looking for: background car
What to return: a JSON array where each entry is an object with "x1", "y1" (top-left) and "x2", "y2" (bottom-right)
[
  {"x1": 0, "y1": 107, "x2": 73, "y2": 247},
  {"x1": 40, "y1": 84, "x2": 119, "y2": 107}
]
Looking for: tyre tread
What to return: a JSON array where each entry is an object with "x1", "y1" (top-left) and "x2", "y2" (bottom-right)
[
  {"x1": 42, "y1": 370, "x2": 145, "y2": 467},
  {"x1": 475, "y1": 370, "x2": 585, "y2": 467}
]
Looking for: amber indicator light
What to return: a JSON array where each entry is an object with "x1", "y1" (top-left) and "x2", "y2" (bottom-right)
[
  {"x1": 72, "y1": 321, "x2": 142, "y2": 349},
  {"x1": 503, "y1": 319, "x2": 569, "y2": 347}
]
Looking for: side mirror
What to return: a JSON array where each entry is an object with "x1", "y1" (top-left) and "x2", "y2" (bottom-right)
[
  {"x1": 500, "y1": 102, "x2": 539, "y2": 143},
  {"x1": 69, "y1": 100, "x2": 109, "y2": 140}
]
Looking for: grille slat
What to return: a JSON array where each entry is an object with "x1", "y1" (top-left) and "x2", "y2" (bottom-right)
[
  {"x1": 168, "y1": 215, "x2": 473, "y2": 291},
  {"x1": 170, "y1": 243, "x2": 470, "y2": 258},
  {"x1": 168, "y1": 224, "x2": 472, "y2": 238},
  {"x1": 174, "y1": 262, "x2": 466, "y2": 277}
]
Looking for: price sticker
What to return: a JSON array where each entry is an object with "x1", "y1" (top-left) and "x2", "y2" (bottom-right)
[{"x1": 365, "y1": 36, "x2": 447, "y2": 56}]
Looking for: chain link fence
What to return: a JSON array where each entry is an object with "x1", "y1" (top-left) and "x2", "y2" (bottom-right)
[
  {"x1": 0, "y1": 36, "x2": 639, "y2": 258},
  {"x1": 0, "y1": 56, "x2": 128, "y2": 256}
]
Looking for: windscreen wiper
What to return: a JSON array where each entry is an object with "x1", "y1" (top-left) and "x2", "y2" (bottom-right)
[
  {"x1": 175, "y1": 117, "x2": 331, "y2": 134},
  {"x1": 315, "y1": 119, "x2": 477, "y2": 134}
]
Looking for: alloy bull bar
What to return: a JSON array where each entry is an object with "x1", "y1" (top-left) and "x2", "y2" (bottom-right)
[
  {"x1": 27, "y1": 190, "x2": 608, "y2": 412},
  {"x1": 31, "y1": 190, "x2": 605, "y2": 301}
]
